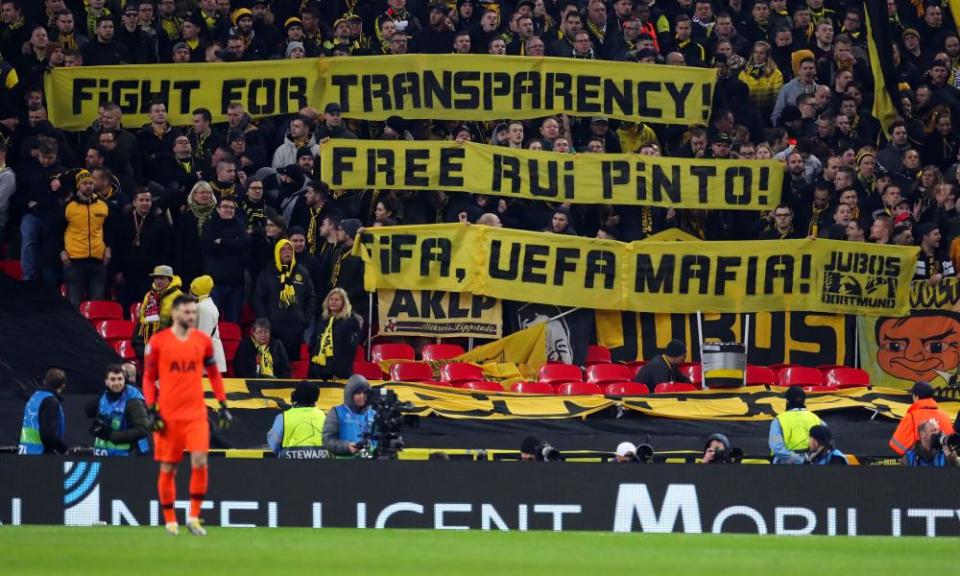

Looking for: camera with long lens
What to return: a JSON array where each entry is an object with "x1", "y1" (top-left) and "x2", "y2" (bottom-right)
[
  {"x1": 88, "y1": 416, "x2": 111, "y2": 438},
  {"x1": 536, "y1": 442, "x2": 563, "y2": 462},
  {"x1": 711, "y1": 446, "x2": 744, "y2": 463},
  {"x1": 931, "y1": 432, "x2": 960, "y2": 452},
  {"x1": 359, "y1": 388, "x2": 419, "y2": 459},
  {"x1": 634, "y1": 443, "x2": 655, "y2": 463}
]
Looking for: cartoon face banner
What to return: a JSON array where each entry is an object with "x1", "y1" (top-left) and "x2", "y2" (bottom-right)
[{"x1": 859, "y1": 279, "x2": 960, "y2": 390}]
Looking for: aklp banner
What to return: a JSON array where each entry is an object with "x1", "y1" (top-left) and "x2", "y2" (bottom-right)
[
  {"x1": 378, "y1": 290, "x2": 502, "y2": 339},
  {"x1": 859, "y1": 279, "x2": 960, "y2": 390},
  {"x1": 355, "y1": 224, "x2": 918, "y2": 315},
  {"x1": 320, "y1": 140, "x2": 783, "y2": 211}
]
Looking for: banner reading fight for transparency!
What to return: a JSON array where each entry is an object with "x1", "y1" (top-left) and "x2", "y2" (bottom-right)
[
  {"x1": 45, "y1": 59, "x2": 321, "y2": 130},
  {"x1": 321, "y1": 140, "x2": 783, "y2": 210},
  {"x1": 355, "y1": 224, "x2": 918, "y2": 315},
  {"x1": 45, "y1": 55, "x2": 717, "y2": 130}
]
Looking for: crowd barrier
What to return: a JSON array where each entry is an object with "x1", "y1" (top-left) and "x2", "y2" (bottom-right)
[{"x1": 2, "y1": 456, "x2": 958, "y2": 536}]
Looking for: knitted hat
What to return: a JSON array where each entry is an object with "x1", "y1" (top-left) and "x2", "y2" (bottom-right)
[
  {"x1": 785, "y1": 386, "x2": 806, "y2": 407},
  {"x1": 914, "y1": 220, "x2": 937, "y2": 239},
  {"x1": 74, "y1": 169, "x2": 94, "y2": 187},
  {"x1": 665, "y1": 339, "x2": 686, "y2": 357},
  {"x1": 285, "y1": 41, "x2": 304, "y2": 58},
  {"x1": 190, "y1": 275, "x2": 214, "y2": 298},
  {"x1": 910, "y1": 380, "x2": 934, "y2": 399},
  {"x1": 808, "y1": 424, "x2": 832, "y2": 446},
  {"x1": 231, "y1": 8, "x2": 253, "y2": 26},
  {"x1": 340, "y1": 218, "x2": 362, "y2": 239}
]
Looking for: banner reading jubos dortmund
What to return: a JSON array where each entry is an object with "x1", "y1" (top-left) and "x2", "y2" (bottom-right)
[
  {"x1": 322, "y1": 140, "x2": 782, "y2": 211},
  {"x1": 356, "y1": 224, "x2": 917, "y2": 315},
  {"x1": 45, "y1": 55, "x2": 716, "y2": 130}
]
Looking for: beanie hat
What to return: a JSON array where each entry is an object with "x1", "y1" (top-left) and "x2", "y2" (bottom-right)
[
  {"x1": 340, "y1": 218, "x2": 362, "y2": 239},
  {"x1": 785, "y1": 386, "x2": 806, "y2": 407},
  {"x1": 705, "y1": 433, "x2": 730, "y2": 451},
  {"x1": 75, "y1": 169, "x2": 94, "y2": 187},
  {"x1": 809, "y1": 425, "x2": 832, "y2": 446},
  {"x1": 285, "y1": 41, "x2": 304, "y2": 58},
  {"x1": 520, "y1": 435, "x2": 541, "y2": 455},
  {"x1": 665, "y1": 339, "x2": 686, "y2": 357},
  {"x1": 910, "y1": 380, "x2": 934, "y2": 399},
  {"x1": 190, "y1": 275, "x2": 214, "y2": 299}
]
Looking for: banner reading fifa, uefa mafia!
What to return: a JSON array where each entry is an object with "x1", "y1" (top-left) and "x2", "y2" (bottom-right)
[
  {"x1": 320, "y1": 140, "x2": 782, "y2": 211},
  {"x1": 356, "y1": 224, "x2": 917, "y2": 315},
  {"x1": 45, "y1": 55, "x2": 716, "y2": 131},
  {"x1": 378, "y1": 289, "x2": 502, "y2": 338},
  {"x1": 859, "y1": 278, "x2": 960, "y2": 390}
]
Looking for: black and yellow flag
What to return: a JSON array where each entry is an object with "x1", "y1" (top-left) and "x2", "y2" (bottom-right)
[{"x1": 863, "y1": 1, "x2": 902, "y2": 134}]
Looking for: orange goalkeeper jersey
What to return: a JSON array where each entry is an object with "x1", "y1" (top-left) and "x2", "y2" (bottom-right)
[{"x1": 143, "y1": 328, "x2": 226, "y2": 421}]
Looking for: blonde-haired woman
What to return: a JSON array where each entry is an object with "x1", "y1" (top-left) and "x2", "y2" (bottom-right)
[
  {"x1": 173, "y1": 181, "x2": 217, "y2": 286},
  {"x1": 739, "y1": 41, "x2": 784, "y2": 119},
  {"x1": 309, "y1": 288, "x2": 363, "y2": 380}
]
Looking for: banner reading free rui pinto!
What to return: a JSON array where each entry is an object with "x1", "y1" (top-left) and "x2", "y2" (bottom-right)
[
  {"x1": 321, "y1": 140, "x2": 782, "y2": 211},
  {"x1": 356, "y1": 224, "x2": 917, "y2": 315}
]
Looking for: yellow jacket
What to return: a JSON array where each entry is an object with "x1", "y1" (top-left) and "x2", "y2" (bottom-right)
[
  {"x1": 63, "y1": 195, "x2": 109, "y2": 260},
  {"x1": 738, "y1": 67, "x2": 784, "y2": 113},
  {"x1": 137, "y1": 276, "x2": 183, "y2": 340}
]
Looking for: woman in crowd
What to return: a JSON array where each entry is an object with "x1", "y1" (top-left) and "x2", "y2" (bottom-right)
[{"x1": 309, "y1": 288, "x2": 363, "y2": 380}]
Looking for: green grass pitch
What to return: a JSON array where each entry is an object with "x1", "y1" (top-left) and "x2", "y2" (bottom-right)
[{"x1": 1, "y1": 526, "x2": 954, "y2": 575}]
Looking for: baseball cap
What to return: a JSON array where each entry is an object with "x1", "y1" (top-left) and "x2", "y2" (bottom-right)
[
  {"x1": 910, "y1": 381, "x2": 934, "y2": 399},
  {"x1": 616, "y1": 442, "x2": 637, "y2": 457}
]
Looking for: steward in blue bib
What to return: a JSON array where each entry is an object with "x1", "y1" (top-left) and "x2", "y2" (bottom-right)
[
  {"x1": 19, "y1": 369, "x2": 69, "y2": 455},
  {"x1": 323, "y1": 374, "x2": 376, "y2": 456},
  {"x1": 85, "y1": 365, "x2": 151, "y2": 456}
]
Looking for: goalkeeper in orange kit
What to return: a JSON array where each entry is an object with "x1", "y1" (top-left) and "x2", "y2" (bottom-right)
[{"x1": 143, "y1": 294, "x2": 232, "y2": 536}]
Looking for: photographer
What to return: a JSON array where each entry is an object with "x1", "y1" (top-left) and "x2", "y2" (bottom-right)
[
  {"x1": 614, "y1": 442, "x2": 637, "y2": 463},
  {"x1": 519, "y1": 436, "x2": 562, "y2": 462},
  {"x1": 902, "y1": 420, "x2": 959, "y2": 467},
  {"x1": 700, "y1": 433, "x2": 732, "y2": 464},
  {"x1": 322, "y1": 375, "x2": 375, "y2": 456},
  {"x1": 267, "y1": 382, "x2": 327, "y2": 459},
  {"x1": 806, "y1": 425, "x2": 847, "y2": 465},
  {"x1": 889, "y1": 381, "x2": 955, "y2": 456},
  {"x1": 85, "y1": 364, "x2": 150, "y2": 456}
]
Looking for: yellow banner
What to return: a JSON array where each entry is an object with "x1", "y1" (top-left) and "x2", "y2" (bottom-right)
[
  {"x1": 45, "y1": 59, "x2": 322, "y2": 130},
  {"x1": 316, "y1": 54, "x2": 716, "y2": 124},
  {"x1": 378, "y1": 289, "x2": 502, "y2": 338},
  {"x1": 320, "y1": 140, "x2": 782, "y2": 211},
  {"x1": 356, "y1": 224, "x2": 917, "y2": 315},
  {"x1": 46, "y1": 55, "x2": 715, "y2": 131}
]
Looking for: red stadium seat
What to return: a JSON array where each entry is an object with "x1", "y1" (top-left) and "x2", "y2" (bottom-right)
[
  {"x1": 128, "y1": 302, "x2": 141, "y2": 321},
  {"x1": 654, "y1": 382, "x2": 699, "y2": 394},
  {"x1": 604, "y1": 382, "x2": 649, "y2": 396},
  {"x1": 0, "y1": 259, "x2": 22, "y2": 280},
  {"x1": 218, "y1": 322, "x2": 242, "y2": 343},
  {"x1": 538, "y1": 363, "x2": 582, "y2": 386},
  {"x1": 510, "y1": 381, "x2": 555, "y2": 394},
  {"x1": 556, "y1": 382, "x2": 603, "y2": 395},
  {"x1": 80, "y1": 300, "x2": 124, "y2": 322},
  {"x1": 389, "y1": 362, "x2": 435, "y2": 383},
  {"x1": 816, "y1": 364, "x2": 845, "y2": 372},
  {"x1": 768, "y1": 363, "x2": 791, "y2": 372},
  {"x1": 222, "y1": 340, "x2": 240, "y2": 362},
  {"x1": 678, "y1": 363, "x2": 703, "y2": 385},
  {"x1": 372, "y1": 343, "x2": 415, "y2": 362},
  {"x1": 586, "y1": 363, "x2": 634, "y2": 385},
  {"x1": 299, "y1": 342, "x2": 309, "y2": 360},
  {"x1": 355, "y1": 345, "x2": 366, "y2": 362},
  {"x1": 114, "y1": 339, "x2": 136, "y2": 361},
  {"x1": 824, "y1": 367, "x2": 870, "y2": 389},
  {"x1": 803, "y1": 385, "x2": 838, "y2": 393},
  {"x1": 460, "y1": 380, "x2": 505, "y2": 392},
  {"x1": 777, "y1": 366, "x2": 824, "y2": 387},
  {"x1": 441, "y1": 363, "x2": 484, "y2": 385},
  {"x1": 745, "y1": 365, "x2": 776, "y2": 386},
  {"x1": 289, "y1": 360, "x2": 309, "y2": 379},
  {"x1": 97, "y1": 320, "x2": 135, "y2": 343},
  {"x1": 624, "y1": 360, "x2": 647, "y2": 376},
  {"x1": 353, "y1": 361, "x2": 384, "y2": 380},
  {"x1": 421, "y1": 343, "x2": 465, "y2": 361},
  {"x1": 585, "y1": 345, "x2": 612, "y2": 365}
]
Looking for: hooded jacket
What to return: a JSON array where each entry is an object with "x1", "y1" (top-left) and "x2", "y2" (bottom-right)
[
  {"x1": 253, "y1": 239, "x2": 316, "y2": 355},
  {"x1": 889, "y1": 398, "x2": 955, "y2": 456},
  {"x1": 322, "y1": 375, "x2": 373, "y2": 455}
]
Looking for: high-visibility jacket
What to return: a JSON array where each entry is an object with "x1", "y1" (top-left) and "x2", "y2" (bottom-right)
[
  {"x1": 279, "y1": 406, "x2": 327, "y2": 459},
  {"x1": 63, "y1": 195, "x2": 109, "y2": 260},
  {"x1": 774, "y1": 409, "x2": 822, "y2": 452},
  {"x1": 889, "y1": 398, "x2": 955, "y2": 455},
  {"x1": 19, "y1": 391, "x2": 63, "y2": 455},
  {"x1": 93, "y1": 386, "x2": 150, "y2": 456}
]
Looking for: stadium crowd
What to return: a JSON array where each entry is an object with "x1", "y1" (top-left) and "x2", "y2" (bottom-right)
[{"x1": 1, "y1": 1, "x2": 960, "y2": 392}]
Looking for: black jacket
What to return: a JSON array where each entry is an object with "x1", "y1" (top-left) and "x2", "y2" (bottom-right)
[
  {"x1": 38, "y1": 393, "x2": 68, "y2": 454},
  {"x1": 331, "y1": 245, "x2": 366, "y2": 315},
  {"x1": 136, "y1": 124, "x2": 181, "y2": 184},
  {"x1": 83, "y1": 388, "x2": 150, "y2": 454},
  {"x1": 253, "y1": 263, "x2": 316, "y2": 357},
  {"x1": 233, "y1": 337, "x2": 291, "y2": 379},
  {"x1": 633, "y1": 356, "x2": 690, "y2": 389},
  {"x1": 81, "y1": 39, "x2": 125, "y2": 66},
  {"x1": 111, "y1": 209, "x2": 172, "y2": 280},
  {"x1": 201, "y1": 214, "x2": 251, "y2": 286},
  {"x1": 308, "y1": 314, "x2": 363, "y2": 379}
]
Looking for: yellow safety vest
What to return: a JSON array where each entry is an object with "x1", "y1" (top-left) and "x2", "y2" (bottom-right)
[
  {"x1": 281, "y1": 407, "x2": 326, "y2": 450},
  {"x1": 775, "y1": 409, "x2": 822, "y2": 452}
]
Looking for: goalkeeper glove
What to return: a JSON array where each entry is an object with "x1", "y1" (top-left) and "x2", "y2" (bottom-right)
[
  {"x1": 146, "y1": 405, "x2": 165, "y2": 432},
  {"x1": 216, "y1": 402, "x2": 233, "y2": 430}
]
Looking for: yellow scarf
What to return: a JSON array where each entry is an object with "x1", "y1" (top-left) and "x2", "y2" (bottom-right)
[
  {"x1": 306, "y1": 206, "x2": 321, "y2": 255},
  {"x1": 311, "y1": 317, "x2": 335, "y2": 366},
  {"x1": 254, "y1": 338, "x2": 275, "y2": 376},
  {"x1": 274, "y1": 239, "x2": 297, "y2": 308}
]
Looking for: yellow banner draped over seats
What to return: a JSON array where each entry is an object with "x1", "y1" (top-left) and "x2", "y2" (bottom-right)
[
  {"x1": 355, "y1": 224, "x2": 917, "y2": 315},
  {"x1": 45, "y1": 55, "x2": 716, "y2": 131},
  {"x1": 320, "y1": 140, "x2": 783, "y2": 211},
  {"x1": 205, "y1": 379, "x2": 953, "y2": 422}
]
